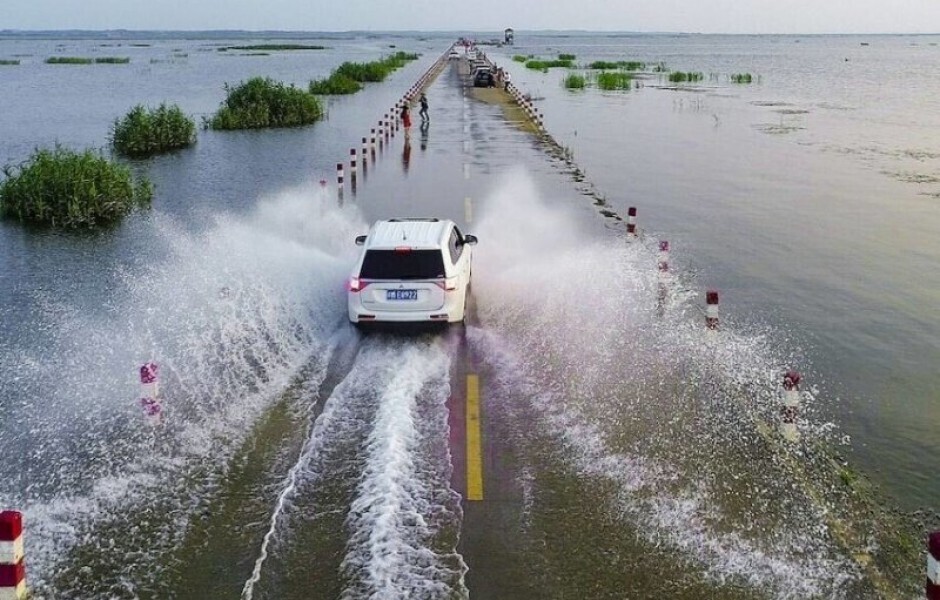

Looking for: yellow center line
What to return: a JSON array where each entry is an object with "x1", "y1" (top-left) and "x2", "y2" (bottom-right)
[{"x1": 466, "y1": 374, "x2": 484, "y2": 501}]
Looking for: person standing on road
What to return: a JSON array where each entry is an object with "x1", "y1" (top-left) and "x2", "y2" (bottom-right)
[
  {"x1": 504, "y1": 69, "x2": 511, "y2": 91},
  {"x1": 419, "y1": 93, "x2": 429, "y2": 122},
  {"x1": 401, "y1": 103, "x2": 412, "y2": 135}
]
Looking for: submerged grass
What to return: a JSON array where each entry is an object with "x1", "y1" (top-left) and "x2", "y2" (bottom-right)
[
  {"x1": 512, "y1": 54, "x2": 531, "y2": 63},
  {"x1": 45, "y1": 56, "x2": 93, "y2": 64},
  {"x1": 563, "y1": 73, "x2": 587, "y2": 89},
  {"x1": 209, "y1": 77, "x2": 323, "y2": 130},
  {"x1": 310, "y1": 51, "x2": 418, "y2": 95},
  {"x1": 558, "y1": 53, "x2": 576, "y2": 60},
  {"x1": 589, "y1": 60, "x2": 647, "y2": 71},
  {"x1": 94, "y1": 57, "x2": 130, "y2": 64},
  {"x1": 0, "y1": 146, "x2": 152, "y2": 228},
  {"x1": 111, "y1": 104, "x2": 197, "y2": 158},
  {"x1": 218, "y1": 44, "x2": 326, "y2": 51},
  {"x1": 595, "y1": 71, "x2": 633, "y2": 90},
  {"x1": 731, "y1": 73, "x2": 754, "y2": 84},
  {"x1": 0, "y1": 60, "x2": 19, "y2": 66},
  {"x1": 668, "y1": 71, "x2": 704, "y2": 83},
  {"x1": 526, "y1": 58, "x2": 574, "y2": 71}
]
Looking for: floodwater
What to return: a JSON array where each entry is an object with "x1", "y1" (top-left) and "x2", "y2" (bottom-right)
[{"x1": 0, "y1": 31, "x2": 938, "y2": 599}]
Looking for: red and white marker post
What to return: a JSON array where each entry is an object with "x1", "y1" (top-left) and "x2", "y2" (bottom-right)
[
  {"x1": 139, "y1": 362, "x2": 162, "y2": 426},
  {"x1": 0, "y1": 511, "x2": 26, "y2": 600},
  {"x1": 928, "y1": 531, "x2": 940, "y2": 600},
  {"x1": 705, "y1": 290, "x2": 720, "y2": 330},
  {"x1": 626, "y1": 207, "x2": 638, "y2": 241},
  {"x1": 362, "y1": 137, "x2": 369, "y2": 166},
  {"x1": 780, "y1": 371, "x2": 801, "y2": 442},
  {"x1": 349, "y1": 148, "x2": 357, "y2": 175}
]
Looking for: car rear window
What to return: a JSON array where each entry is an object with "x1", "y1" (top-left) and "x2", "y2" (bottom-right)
[{"x1": 359, "y1": 250, "x2": 445, "y2": 280}]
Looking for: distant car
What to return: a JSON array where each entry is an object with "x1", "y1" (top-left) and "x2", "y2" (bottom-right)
[
  {"x1": 347, "y1": 218, "x2": 478, "y2": 326},
  {"x1": 448, "y1": 50, "x2": 460, "y2": 60},
  {"x1": 473, "y1": 69, "x2": 495, "y2": 87}
]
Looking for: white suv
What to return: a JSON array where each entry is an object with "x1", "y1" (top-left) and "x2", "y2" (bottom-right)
[{"x1": 347, "y1": 218, "x2": 478, "y2": 326}]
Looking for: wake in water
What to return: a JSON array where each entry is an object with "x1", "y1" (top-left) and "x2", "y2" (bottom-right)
[
  {"x1": 0, "y1": 184, "x2": 364, "y2": 597},
  {"x1": 466, "y1": 168, "x2": 873, "y2": 598}
]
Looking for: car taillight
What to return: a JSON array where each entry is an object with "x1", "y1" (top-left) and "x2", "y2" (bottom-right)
[
  {"x1": 434, "y1": 278, "x2": 457, "y2": 291},
  {"x1": 348, "y1": 277, "x2": 368, "y2": 292}
]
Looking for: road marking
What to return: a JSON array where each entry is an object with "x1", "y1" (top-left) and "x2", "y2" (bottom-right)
[
  {"x1": 463, "y1": 163, "x2": 470, "y2": 179},
  {"x1": 466, "y1": 374, "x2": 484, "y2": 501},
  {"x1": 465, "y1": 196, "x2": 473, "y2": 223}
]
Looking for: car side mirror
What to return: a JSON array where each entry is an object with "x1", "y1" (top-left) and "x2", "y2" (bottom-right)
[
  {"x1": 463, "y1": 234, "x2": 478, "y2": 246},
  {"x1": 355, "y1": 235, "x2": 367, "y2": 246}
]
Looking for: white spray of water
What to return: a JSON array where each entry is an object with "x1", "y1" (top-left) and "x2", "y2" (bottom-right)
[
  {"x1": 0, "y1": 184, "x2": 366, "y2": 595},
  {"x1": 467, "y1": 168, "x2": 857, "y2": 598},
  {"x1": 340, "y1": 341, "x2": 467, "y2": 600}
]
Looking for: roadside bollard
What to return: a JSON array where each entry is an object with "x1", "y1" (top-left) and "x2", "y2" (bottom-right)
[
  {"x1": 626, "y1": 207, "x2": 638, "y2": 240},
  {"x1": 780, "y1": 371, "x2": 801, "y2": 442},
  {"x1": 705, "y1": 290, "x2": 719, "y2": 330},
  {"x1": 370, "y1": 129, "x2": 376, "y2": 153},
  {"x1": 337, "y1": 163, "x2": 344, "y2": 187},
  {"x1": 139, "y1": 362, "x2": 161, "y2": 425},
  {"x1": 0, "y1": 511, "x2": 26, "y2": 600},
  {"x1": 350, "y1": 148, "x2": 357, "y2": 174},
  {"x1": 928, "y1": 532, "x2": 940, "y2": 600},
  {"x1": 658, "y1": 240, "x2": 670, "y2": 276},
  {"x1": 362, "y1": 137, "x2": 369, "y2": 165}
]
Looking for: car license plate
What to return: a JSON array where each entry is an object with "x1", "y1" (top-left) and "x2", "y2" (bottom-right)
[{"x1": 387, "y1": 289, "x2": 418, "y2": 301}]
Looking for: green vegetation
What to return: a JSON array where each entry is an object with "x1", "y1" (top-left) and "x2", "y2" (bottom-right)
[
  {"x1": 0, "y1": 60, "x2": 19, "y2": 66},
  {"x1": 512, "y1": 54, "x2": 530, "y2": 63},
  {"x1": 111, "y1": 104, "x2": 197, "y2": 158},
  {"x1": 45, "y1": 57, "x2": 93, "y2": 64},
  {"x1": 558, "y1": 53, "x2": 576, "y2": 60},
  {"x1": 525, "y1": 59, "x2": 573, "y2": 71},
  {"x1": 309, "y1": 51, "x2": 419, "y2": 95},
  {"x1": 595, "y1": 71, "x2": 633, "y2": 90},
  {"x1": 0, "y1": 146, "x2": 152, "y2": 228},
  {"x1": 589, "y1": 60, "x2": 646, "y2": 71},
  {"x1": 652, "y1": 62, "x2": 668, "y2": 72},
  {"x1": 209, "y1": 77, "x2": 323, "y2": 130},
  {"x1": 94, "y1": 57, "x2": 130, "y2": 64},
  {"x1": 730, "y1": 72, "x2": 754, "y2": 84},
  {"x1": 563, "y1": 73, "x2": 587, "y2": 89},
  {"x1": 668, "y1": 71, "x2": 704, "y2": 83},
  {"x1": 218, "y1": 44, "x2": 326, "y2": 51},
  {"x1": 309, "y1": 73, "x2": 362, "y2": 95},
  {"x1": 45, "y1": 56, "x2": 130, "y2": 64}
]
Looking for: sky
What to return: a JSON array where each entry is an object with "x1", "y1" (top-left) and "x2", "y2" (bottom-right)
[{"x1": 3, "y1": 0, "x2": 940, "y2": 34}]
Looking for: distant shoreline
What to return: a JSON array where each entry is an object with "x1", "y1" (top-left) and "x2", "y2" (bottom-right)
[{"x1": 1, "y1": 30, "x2": 939, "y2": 40}]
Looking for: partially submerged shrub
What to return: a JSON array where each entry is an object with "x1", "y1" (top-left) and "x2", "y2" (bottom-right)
[
  {"x1": 111, "y1": 104, "x2": 196, "y2": 157},
  {"x1": 94, "y1": 57, "x2": 130, "y2": 64},
  {"x1": 589, "y1": 60, "x2": 620, "y2": 70},
  {"x1": 563, "y1": 73, "x2": 586, "y2": 89},
  {"x1": 209, "y1": 77, "x2": 323, "y2": 130},
  {"x1": 558, "y1": 53, "x2": 576, "y2": 60},
  {"x1": 525, "y1": 59, "x2": 573, "y2": 71},
  {"x1": 512, "y1": 55, "x2": 529, "y2": 63},
  {"x1": 731, "y1": 73, "x2": 754, "y2": 84},
  {"x1": 0, "y1": 60, "x2": 19, "y2": 66},
  {"x1": 333, "y1": 51, "x2": 419, "y2": 84},
  {"x1": 0, "y1": 146, "x2": 152, "y2": 228}
]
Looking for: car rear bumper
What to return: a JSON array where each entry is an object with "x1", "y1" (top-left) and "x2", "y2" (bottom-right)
[{"x1": 348, "y1": 295, "x2": 464, "y2": 324}]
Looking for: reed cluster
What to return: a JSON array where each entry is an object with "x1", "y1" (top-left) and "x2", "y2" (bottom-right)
[
  {"x1": 209, "y1": 77, "x2": 323, "y2": 130},
  {"x1": 558, "y1": 53, "x2": 576, "y2": 60},
  {"x1": 668, "y1": 71, "x2": 704, "y2": 83},
  {"x1": 111, "y1": 104, "x2": 197, "y2": 157},
  {"x1": 45, "y1": 56, "x2": 130, "y2": 64},
  {"x1": 563, "y1": 73, "x2": 587, "y2": 89},
  {"x1": 0, "y1": 60, "x2": 19, "y2": 66},
  {"x1": 0, "y1": 146, "x2": 152, "y2": 228},
  {"x1": 730, "y1": 73, "x2": 754, "y2": 84},
  {"x1": 512, "y1": 55, "x2": 530, "y2": 63}
]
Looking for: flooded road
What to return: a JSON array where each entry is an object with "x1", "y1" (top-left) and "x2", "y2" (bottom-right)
[{"x1": 0, "y1": 34, "x2": 934, "y2": 598}]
